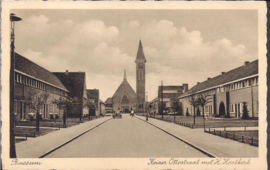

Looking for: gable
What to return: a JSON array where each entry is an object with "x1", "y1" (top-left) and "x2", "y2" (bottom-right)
[{"x1": 112, "y1": 80, "x2": 137, "y2": 99}]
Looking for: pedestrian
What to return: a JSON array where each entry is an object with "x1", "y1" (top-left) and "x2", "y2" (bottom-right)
[
  {"x1": 131, "y1": 110, "x2": 134, "y2": 117},
  {"x1": 146, "y1": 112, "x2": 148, "y2": 121}
]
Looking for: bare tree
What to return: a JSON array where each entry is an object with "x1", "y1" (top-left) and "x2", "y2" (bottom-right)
[
  {"x1": 197, "y1": 93, "x2": 212, "y2": 131},
  {"x1": 25, "y1": 89, "x2": 50, "y2": 132},
  {"x1": 52, "y1": 96, "x2": 78, "y2": 126},
  {"x1": 188, "y1": 88, "x2": 199, "y2": 125}
]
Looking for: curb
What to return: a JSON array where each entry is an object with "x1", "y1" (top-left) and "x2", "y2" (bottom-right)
[
  {"x1": 39, "y1": 117, "x2": 112, "y2": 158},
  {"x1": 135, "y1": 116, "x2": 217, "y2": 158}
]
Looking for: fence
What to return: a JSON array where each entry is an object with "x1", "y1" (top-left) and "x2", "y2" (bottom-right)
[
  {"x1": 206, "y1": 128, "x2": 258, "y2": 147},
  {"x1": 15, "y1": 115, "x2": 105, "y2": 128}
]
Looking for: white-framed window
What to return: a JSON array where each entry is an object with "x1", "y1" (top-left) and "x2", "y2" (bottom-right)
[
  {"x1": 230, "y1": 104, "x2": 234, "y2": 113},
  {"x1": 205, "y1": 105, "x2": 209, "y2": 113},
  {"x1": 240, "y1": 103, "x2": 243, "y2": 113},
  {"x1": 220, "y1": 87, "x2": 224, "y2": 92},
  {"x1": 19, "y1": 75, "x2": 22, "y2": 83}
]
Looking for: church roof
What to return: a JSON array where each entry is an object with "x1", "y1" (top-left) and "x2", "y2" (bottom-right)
[
  {"x1": 135, "y1": 40, "x2": 147, "y2": 63},
  {"x1": 112, "y1": 71, "x2": 136, "y2": 98},
  {"x1": 112, "y1": 79, "x2": 137, "y2": 98}
]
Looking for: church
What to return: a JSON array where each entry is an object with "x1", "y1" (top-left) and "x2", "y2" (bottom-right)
[{"x1": 106, "y1": 41, "x2": 147, "y2": 113}]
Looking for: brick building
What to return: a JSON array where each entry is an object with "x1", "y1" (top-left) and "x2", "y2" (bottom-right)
[
  {"x1": 158, "y1": 84, "x2": 188, "y2": 114},
  {"x1": 53, "y1": 71, "x2": 89, "y2": 118},
  {"x1": 14, "y1": 53, "x2": 69, "y2": 120},
  {"x1": 178, "y1": 60, "x2": 258, "y2": 118}
]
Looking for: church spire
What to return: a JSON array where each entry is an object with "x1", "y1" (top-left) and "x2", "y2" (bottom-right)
[
  {"x1": 135, "y1": 40, "x2": 147, "y2": 63},
  {"x1": 124, "y1": 69, "x2": 127, "y2": 81}
]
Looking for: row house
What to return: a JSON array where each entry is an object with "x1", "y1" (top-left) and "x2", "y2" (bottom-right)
[
  {"x1": 53, "y1": 71, "x2": 89, "y2": 118},
  {"x1": 178, "y1": 60, "x2": 258, "y2": 118},
  {"x1": 14, "y1": 53, "x2": 69, "y2": 120}
]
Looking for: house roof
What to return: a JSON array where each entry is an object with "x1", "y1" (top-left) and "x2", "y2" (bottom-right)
[
  {"x1": 150, "y1": 97, "x2": 158, "y2": 103},
  {"x1": 105, "y1": 97, "x2": 113, "y2": 104},
  {"x1": 15, "y1": 53, "x2": 68, "y2": 91},
  {"x1": 53, "y1": 72, "x2": 86, "y2": 101},
  {"x1": 179, "y1": 60, "x2": 258, "y2": 98},
  {"x1": 135, "y1": 40, "x2": 147, "y2": 63}
]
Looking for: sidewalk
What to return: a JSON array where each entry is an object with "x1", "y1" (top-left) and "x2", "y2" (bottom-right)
[
  {"x1": 16, "y1": 116, "x2": 112, "y2": 158},
  {"x1": 136, "y1": 116, "x2": 258, "y2": 158}
]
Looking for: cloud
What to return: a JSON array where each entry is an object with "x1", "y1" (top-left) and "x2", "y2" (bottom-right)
[{"x1": 15, "y1": 16, "x2": 255, "y2": 101}]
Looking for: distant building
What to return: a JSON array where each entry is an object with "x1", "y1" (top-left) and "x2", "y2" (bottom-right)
[
  {"x1": 99, "y1": 100, "x2": 106, "y2": 116},
  {"x1": 107, "y1": 41, "x2": 147, "y2": 113},
  {"x1": 112, "y1": 70, "x2": 137, "y2": 113},
  {"x1": 149, "y1": 97, "x2": 158, "y2": 115},
  {"x1": 158, "y1": 84, "x2": 188, "y2": 114},
  {"x1": 53, "y1": 71, "x2": 89, "y2": 118},
  {"x1": 14, "y1": 53, "x2": 69, "y2": 120},
  {"x1": 178, "y1": 60, "x2": 258, "y2": 118},
  {"x1": 87, "y1": 89, "x2": 100, "y2": 116},
  {"x1": 105, "y1": 98, "x2": 113, "y2": 113}
]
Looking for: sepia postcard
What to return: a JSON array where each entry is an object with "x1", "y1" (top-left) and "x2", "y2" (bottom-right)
[{"x1": 1, "y1": 1, "x2": 267, "y2": 169}]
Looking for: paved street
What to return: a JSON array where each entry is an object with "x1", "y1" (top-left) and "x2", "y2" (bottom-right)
[{"x1": 45, "y1": 114, "x2": 207, "y2": 158}]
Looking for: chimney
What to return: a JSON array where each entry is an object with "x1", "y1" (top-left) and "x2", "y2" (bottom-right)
[
  {"x1": 245, "y1": 61, "x2": 250, "y2": 66},
  {"x1": 207, "y1": 77, "x2": 211, "y2": 80},
  {"x1": 65, "y1": 70, "x2": 69, "y2": 75},
  {"x1": 182, "y1": 83, "x2": 188, "y2": 93},
  {"x1": 221, "y1": 72, "x2": 225, "y2": 75}
]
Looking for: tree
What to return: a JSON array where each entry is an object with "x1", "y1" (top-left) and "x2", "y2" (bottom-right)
[
  {"x1": 52, "y1": 96, "x2": 78, "y2": 126},
  {"x1": 197, "y1": 93, "x2": 212, "y2": 131},
  {"x1": 148, "y1": 103, "x2": 152, "y2": 114},
  {"x1": 188, "y1": 88, "x2": 199, "y2": 125},
  {"x1": 83, "y1": 99, "x2": 96, "y2": 120},
  {"x1": 25, "y1": 90, "x2": 50, "y2": 132},
  {"x1": 242, "y1": 102, "x2": 250, "y2": 120},
  {"x1": 186, "y1": 108, "x2": 190, "y2": 116}
]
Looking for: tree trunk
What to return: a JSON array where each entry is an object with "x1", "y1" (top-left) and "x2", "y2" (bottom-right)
[
  {"x1": 203, "y1": 107, "x2": 205, "y2": 131},
  {"x1": 193, "y1": 106, "x2": 196, "y2": 125},
  {"x1": 36, "y1": 111, "x2": 40, "y2": 132},
  {"x1": 63, "y1": 109, "x2": 67, "y2": 126}
]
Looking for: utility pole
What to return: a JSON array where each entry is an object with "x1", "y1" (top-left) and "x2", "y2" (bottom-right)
[
  {"x1": 161, "y1": 81, "x2": 163, "y2": 119},
  {"x1": 10, "y1": 13, "x2": 22, "y2": 158}
]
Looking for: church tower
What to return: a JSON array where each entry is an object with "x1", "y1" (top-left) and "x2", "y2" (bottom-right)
[{"x1": 135, "y1": 40, "x2": 147, "y2": 112}]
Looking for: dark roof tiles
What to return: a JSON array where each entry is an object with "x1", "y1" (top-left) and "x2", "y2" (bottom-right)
[
  {"x1": 15, "y1": 53, "x2": 67, "y2": 91},
  {"x1": 182, "y1": 59, "x2": 258, "y2": 96}
]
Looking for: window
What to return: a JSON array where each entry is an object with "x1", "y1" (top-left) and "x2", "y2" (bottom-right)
[
  {"x1": 19, "y1": 75, "x2": 22, "y2": 83},
  {"x1": 205, "y1": 106, "x2": 209, "y2": 113},
  {"x1": 247, "y1": 79, "x2": 251, "y2": 87},
  {"x1": 230, "y1": 104, "x2": 234, "y2": 113}
]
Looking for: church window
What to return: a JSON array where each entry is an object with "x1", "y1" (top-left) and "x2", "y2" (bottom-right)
[{"x1": 121, "y1": 95, "x2": 130, "y2": 105}]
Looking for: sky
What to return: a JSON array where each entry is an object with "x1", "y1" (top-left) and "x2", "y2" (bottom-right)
[{"x1": 12, "y1": 9, "x2": 258, "y2": 101}]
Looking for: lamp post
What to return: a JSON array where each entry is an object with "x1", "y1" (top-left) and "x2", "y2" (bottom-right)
[
  {"x1": 10, "y1": 13, "x2": 22, "y2": 158},
  {"x1": 161, "y1": 81, "x2": 164, "y2": 119}
]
